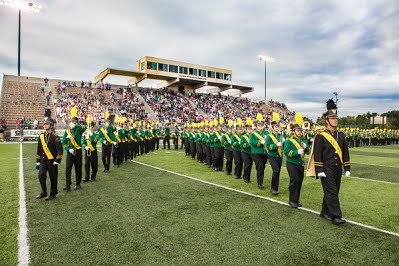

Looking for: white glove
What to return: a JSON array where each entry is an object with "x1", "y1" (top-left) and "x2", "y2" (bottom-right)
[
  {"x1": 85, "y1": 146, "x2": 90, "y2": 150},
  {"x1": 36, "y1": 162, "x2": 40, "y2": 166},
  {"x1": 281, "y1": 137, "x2": 285, "y2": 142},
  {"x1": 53, "y1": 161, "x2": 59, "y2": 165},
  {"x1": 277, "y1": 142, "x2": 282, "y2": 147},
  {"x1": 218, "y1": 136, "x2": 222, "y2": 140},
  {"x1": 260, "y1": 140, "x2": 265, "y2": 145},
  {"x1": 116, "y1": 126, "x2": 121, "y2": 131},
  {"x1": 69, "y1": 148, "x2": 74, "y2": 154},
  {"x1": 310, "y1": 138, "x2": 314, "y2": 142},
  {"x1": 302, "y1": 143, "x2": 307, "y2": 149},
  {"x1": 345, "y1": 171, "x2": 351, "y2": 177},
  {"x1": 69, "y1": 122, "x2": 75, "y2": 129},
  {"x1": 113, "y1": 142, "x2": 118, "y2": 145},
  {"x1": 103, "y1": 140, "x2": 107, "y2": 144},
  {"x1": 318, "y1": 172, "x2": 326, "y2": 178},
  {"x1": 66, "y1": 134, "x2": 70, "y2": 139},
  {"x1": 298, "y1": 149, "x2": 304, "y2": 155}
]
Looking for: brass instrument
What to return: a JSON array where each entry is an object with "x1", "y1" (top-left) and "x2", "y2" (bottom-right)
[{"x1": 302, "y1": 121, "x2": 310, "y2": 130}]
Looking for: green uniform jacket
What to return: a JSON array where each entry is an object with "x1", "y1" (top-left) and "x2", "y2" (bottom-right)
[
  {"x1": 230, "y1": 133, "x2": 241, "y2": 152},
  {"x1": 195, "y1": 132, "x2": 203, "y2": 144},
  {"x1": 266, "y1": 132, "x2": 283, "y2": 158},
  {"x1": 62, "y1": 124, "x2": 86, "y2": 151},
  {"x1": 283, "y1": 136, "x2": 310, "y2": 165},
  {"x1": 153, "y1": 128, "x2": 160, "y2": 138},
  {"x1": 82, "y1": 132, "x2": 99, "y2": 151},
  {"x1": 164, "y1": 127, "x2": 170, "y2": 136},
  {"x1": 98, "y1": 125, "x2": 116, "y2": 144},
  {"x1": 249, "y1": 130, "x2": 267, "y2": 154},
  {"x1": 221, "y1": 133, "x2": 232, "y2": 151},
  {"x1": 210, "y1": 131, "x2": 222, "y2": 148},
  {"x1": 240, "y1": 133, "x2": 251, "y2": 154}
]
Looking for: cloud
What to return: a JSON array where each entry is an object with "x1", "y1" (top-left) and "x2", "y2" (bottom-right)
[{"x1": 1, "y1": 0, "x2": 399, "y2": 121}]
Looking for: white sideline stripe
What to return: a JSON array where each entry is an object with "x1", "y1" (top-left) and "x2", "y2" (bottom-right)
[
  {"x1": 18, "y1": 143, "x2": 30, "y2": 265},
  {"x1": 133, "y1": 160, "x2": 399, "y2": 238}
]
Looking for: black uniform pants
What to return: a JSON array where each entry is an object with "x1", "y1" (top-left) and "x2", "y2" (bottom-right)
[
  {"x1": 112, "y1": 144, "x2": 123, "y2": 165},
  {"x1": 173, "y1": 137, "x2": 179, "y2": 149},
  {"x1": 66, "y1": 149, "x2": 82, "y2": 187},
  {"x1": 185, "y1": 139, "x2": 190, "y2": 155},
  {"x1": 155, "y1": 138, "x2": 159, "y2": 150},
  {"x1": 211, "y1": 147, "x2": 216, "y2": 167},
  {"x1": 84, "y1": 150, "x2": 98, "y2": 181},
  {"x1": 205, "y1": 145, "x2": 212, "y2": 166},
  {"x1": 190, "y1": 141, "x2": 196, "y2": 159},
  {"x1": 124, "y1": 142, "x2": 130, "y2": 161},
  {"x1": 180, "y1": 137, "x2": 185, "y2": 149},
  {"x1": 102, "y1": 144, "x2": 112, "y2": 170},
  {"x1": 269, "y1": 156, "x2": 282, "y2": 191},
  {"x1": 241, "y1": 152, "x2": 252, "y2": 182},
  {"x1": 163, "y1": 136, "x2": 170, "y2": 149},
  {"x1": 252, "y1": 153, "x2": 267, "y2": 186},
  {"x1": 132, "y1": 141, "x2": 139, "y2": 158},
  {"x1": 320, "y1": 165, "x2": 343, "y2": 219},
  {"x1": 215, "y1": 146, "x2": 224, "y2": 171},
  {"x1": 196, "y1": 143, "x2": 203, "y2": 162},
  {"x1": 224, "y1": 149, "x2": 233, "y2": 174},
  {"x1": 286, "y1": 161, "x2": 304, "y2": 202},
  {"x1": 233, "y1": 150, "x2": 243, "y2": 178},
  {"x1": 39, "y1": 159, "x2": 58, "y2": 196}
]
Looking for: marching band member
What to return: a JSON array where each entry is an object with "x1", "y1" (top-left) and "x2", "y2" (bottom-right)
[
  {"x1": 231, "y1": 123, "x2": 243, "y2": 179},
  {"x1": 249, "y1": 119, "x2": 268, "y2": 189},
  {"x1": 82, "y1": 120, "x2": 99, "y2": 182},
  {"x1": 98, "y1": 118, "x2": 117, "y2": 172},
  {"x1": 266, "y1": 120, "x2": 284, "y2": 195},
  {"x1": 240, "y1": 123, "x2": 253, "y2": 183}
]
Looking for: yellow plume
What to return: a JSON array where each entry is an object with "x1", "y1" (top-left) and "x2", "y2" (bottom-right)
[
  {"x1": 138, "y1": 121, "x2": 141, "y2": 126},
  {"x1": 256, "y1": 113, "x2": 263, "y2": 121},
  {"x1": 246, "y1": 117, "x2": 253, "y2": 126},
  {"x1": 295, "y1": 113, "x2": 303, "y2": 126},
  {"x1": 214, "y1": 119, "x2": 219, "y2": 126},
  {"x1": 209, "y1": 121, "x2": 214, "y2": 127},
  {"x1": 228, "y1": 119, "x2": 233, "y2": 127},
  {"x1": 70, "y1": 107, "x2": 77, "y2": 118},
  {"x1": 272, "y1": 112, "x2": 280, "y2": 123},
  {"x1": 219, "y1": 117, "x2": 225, "y2": 125},
  {"x1": 86, "y1": 114, "x2": 93, "y2": 125},
  {"x1": 236, "y1": 117, "x2": 243, "y2": 126},
  {"x1": 205, "y1": 120, "x2": 209, "y2": 126},
  {"x1": 114, "y1": 116, "x2": 119, "y2": 124},
  {"x1": 105, "y1": 111, "x2": 110, "y2": 119},
  {"x1": 174, "y1": 122, "x2": 177, "y2": 127}
]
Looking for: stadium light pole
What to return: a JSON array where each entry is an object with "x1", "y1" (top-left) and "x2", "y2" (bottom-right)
[
  {"x1": 258, "y1": 54, "x2": 275, "y2": 102},
  {"x1": 0, "y1": 0, "x2": 41, "y2": 76}
]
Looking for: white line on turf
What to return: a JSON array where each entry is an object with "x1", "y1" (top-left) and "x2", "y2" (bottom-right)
[
  {"x1": 18, "y1": 143, "x2": 30, "y2": 265},
  {"x1": 133, "y1": 160, "x2": 399, "y2": 238}
]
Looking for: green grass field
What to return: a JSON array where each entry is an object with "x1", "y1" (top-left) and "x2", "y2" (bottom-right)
[
  {"x1": 0, "y1": 144, "x2": 19, "y2": 266},
  {"x1": 2, "y1": 143, "x2": 399, "y2": 265}
]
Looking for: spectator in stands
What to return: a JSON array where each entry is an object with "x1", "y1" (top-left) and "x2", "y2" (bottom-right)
[
  {"x1": 33, "y1": 119, "x2": 39, "y2": 129},
  {"x1": 16, "y1": 118, "x2": 21, "y2": 129},
  {"x1": 44, "y1": 78, "x2": 49, "y2": 86},
  {"x1": 88, "y1": 81, "x2": 92, "y2": 89},
  {"x1": 81, "y1": 80, "x2": 84, "y2": 88},
  {"x1": 40, "y1": 84, "x2": 45, "y2": 93}
]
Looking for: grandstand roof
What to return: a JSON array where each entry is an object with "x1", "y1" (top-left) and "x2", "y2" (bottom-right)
[{"x1": 95, "y1": 56, "x2": 253, "y2": 95}]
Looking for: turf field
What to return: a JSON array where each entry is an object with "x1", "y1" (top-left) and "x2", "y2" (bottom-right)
[{"x1": 2, "y1": 143, "x2": 399, "y2": 265}]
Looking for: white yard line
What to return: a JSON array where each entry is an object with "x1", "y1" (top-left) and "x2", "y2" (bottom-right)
[
  {"x1": 18, "y1": 143, "x2": 30, "y2": 265},
  {"x1": 133, "y1": 160, "x2": 399, "y2": 238}
]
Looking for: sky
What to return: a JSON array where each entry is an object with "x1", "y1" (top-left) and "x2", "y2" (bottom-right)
[{"x1": 1, "y1": 0, "x2": 398, "y2": 121}]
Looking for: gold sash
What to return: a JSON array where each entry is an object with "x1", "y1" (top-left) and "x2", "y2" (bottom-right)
[
  {"x1": 85, "y1": 134, "x2": 95, "y2": 151},
  {"x1": 290, "y1": 138, "x2": 304, "y2": 160},
  {"x1": 269, "y1": 133, "x2": 283, "y2": 157},
  {"x1": 243, "y1": 135, "x2": 250, "y2": 143},
  {"x1": 40, "y1": 134, "x2": 54, "y2": 159},
  {"x1": 233, "y1": 134, "x2": 241, "y2": 143},
  {"x1": 320, "y1": 132, "x2": 343, "y2": 163},
  {"x1": 67, "y1": 129, "x2": 81, "y2": 149},
  {"x1": 101, "y1": 128, "x2": 113, "y2": 144},
  {"x1": 225, "y1": 134, "x2": 231, "y2": 142},
  {"x1": 253, "y1": 131, "x2": 267, "y2": 152}
]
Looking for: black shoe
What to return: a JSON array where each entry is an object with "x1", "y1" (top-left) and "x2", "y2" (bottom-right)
[
  {"x1": 74, "y1": 184, "x2": 81, "y2": 190},
  {"x1": 35, "y1": 193, "x2": 47, "y2": 199},
  {"x1": 91, "y1": 179, "x2": 96, "y2": 181},
  {"x1": 45, "y1": 195, "x2": 56, "y2": 201},
  {"x1": 235, "y1": 176, "x2": 242, "y2": 179},
  {"x1": 297, "y1": 202, "x2": 303, "y2": 207},
  {"x1": 112, "y1": 164, "x2": 116, "y2": 167},
  {"x1": 244, "y1": 179, "x2": 250, "y2": 183},
  {"x1": 289, "y1": 201, "x2": 298, "y2": 208},
  {"x1": 332, "y1": 217, "x2": 346, "y2": 225},
  {"x1": 258, "y1": 184, "x2": 264, "y2": 189},
  {"x1": 102, "y1": 168, "x2": 106, "y2": 172},
  {"x1": 271, "y1": 189, "x2": 279, "y2": 195},
  {"x1": 83, "y1": 179, "x2": 89, "y2": 183},
  {"x1": 226, "y1": 172, "x2": 232, "y2": 176},
  {"x1": 63, "y1": 187, "x2": 71, "y2": 192},
  {"x1": 320, "y1": 213, "x2": 332, "y2": 221}
]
